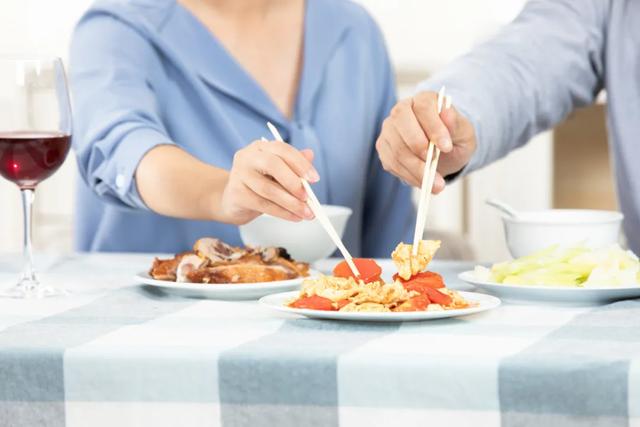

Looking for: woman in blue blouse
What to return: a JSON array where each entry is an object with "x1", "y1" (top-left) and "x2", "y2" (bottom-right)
[{"x1": 70, "y1": 0, "x2": 414, "y2": 256}]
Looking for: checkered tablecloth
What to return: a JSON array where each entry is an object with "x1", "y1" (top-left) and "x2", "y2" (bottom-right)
[{"x1": 1, "y1": 253, "x2": 639, "y2": 427}]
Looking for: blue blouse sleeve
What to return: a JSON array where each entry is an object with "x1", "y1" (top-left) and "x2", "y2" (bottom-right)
[
  {"x1": 360, "y1": 19, "x2": 415, "y2": 258},
  {"x1": 69, "y1": 13, "x2": 176, "y2": 210}
]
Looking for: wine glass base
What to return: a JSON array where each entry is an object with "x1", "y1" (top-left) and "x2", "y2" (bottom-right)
[{"x1": 0, "y1": 278, "x2": 69, "y2": 299}]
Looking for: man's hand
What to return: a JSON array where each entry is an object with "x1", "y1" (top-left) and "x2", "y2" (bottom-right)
[{"x1": 376, "y1": 91, "x2": 477, "y2": 193}]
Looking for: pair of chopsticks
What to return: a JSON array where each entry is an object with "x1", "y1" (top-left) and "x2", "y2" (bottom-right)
[
  {"x1": 264, "y1": 122, "x2": 361, "y2": 277},
  {"x1": 412, "y1": 86, "x2": 452, "y2": 256}
]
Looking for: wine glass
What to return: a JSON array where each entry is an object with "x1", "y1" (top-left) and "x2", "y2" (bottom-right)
[{"x1": 0, "y1": 56, "x2": 72, "y2": 298}]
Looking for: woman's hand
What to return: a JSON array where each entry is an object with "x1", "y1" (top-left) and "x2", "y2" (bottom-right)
[
  {"x1": 376, "y1": 91, "x2": 477, "y2": 193},
  {"x1": 220, "y1": 139, "x2": 319, "y2": 224}
]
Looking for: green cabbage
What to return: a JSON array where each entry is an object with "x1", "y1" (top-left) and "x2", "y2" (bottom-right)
[{"x1": 476, "y1": 244, "x2": 640, "y2": 287}]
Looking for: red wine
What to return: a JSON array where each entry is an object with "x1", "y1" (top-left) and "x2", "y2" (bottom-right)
[{"x1": 0, "y1": 131, "x2": 71, "y2": 189}]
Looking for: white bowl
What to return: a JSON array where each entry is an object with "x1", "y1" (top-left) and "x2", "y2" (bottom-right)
[
  {"x1": 502, "y1": 209, "x2": 623, "y2": 258},
  {"x1": 239, "y1": 205, "x2": 352, "y2": 262}
]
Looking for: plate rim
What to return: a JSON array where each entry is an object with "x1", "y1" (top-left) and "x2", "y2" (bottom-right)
[
  {"x1": 259, "y1": 290, "x2": 501, "y2": 321},
  {"x1": 458, "y1": 270, "x2": 640, "y2": 292},
  {"x1": 135, "y1": 269, "x2": 320, "y2": 291}
]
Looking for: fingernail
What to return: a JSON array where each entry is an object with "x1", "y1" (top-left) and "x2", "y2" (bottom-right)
[
  {"x1": 440, "y1": 137, "x2": 452, "y2": 151},
  {"x1": 305, "y1": 169, "x2": 320, "y2": 183},
  {"x1": 304, "y1": 206, "x2": 314, "y2": 219},
  {"x1": 445, "y1": 95, "x2": 453, "y2": 109}
]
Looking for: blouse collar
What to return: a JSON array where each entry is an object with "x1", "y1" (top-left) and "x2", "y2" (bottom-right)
[{"x1": 157, "y1": 0, "x2": 353, "y2": 128}]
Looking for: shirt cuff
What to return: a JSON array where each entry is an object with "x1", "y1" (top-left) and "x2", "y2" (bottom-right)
[{"x1": 93, "y1": 126, "x2": 176, "y2": 210}]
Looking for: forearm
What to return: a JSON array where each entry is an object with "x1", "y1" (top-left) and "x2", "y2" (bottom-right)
[{"x1": 135, "y1": 145, "x2": 230, "y2": 222}]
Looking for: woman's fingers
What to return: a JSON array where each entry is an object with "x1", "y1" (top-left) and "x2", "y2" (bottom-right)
[
  {"x1": 226, "y1": 140, "x2": 321, "y2": 221},
  {"x1": 252, "y1": 151, "x2": 308, "y2": 201},
  {"x1": 245, "y1": 170, "x2": 312, "y2": 220},
  {"x1": 300, "y1": 148, "x2": 314, "y2": 162},
  {"x1": 240, "y1": 183, "x2": 305, "y2": 222},
  {"x1": 257, "y1": 140, "x2": 319, "y2": 182}
]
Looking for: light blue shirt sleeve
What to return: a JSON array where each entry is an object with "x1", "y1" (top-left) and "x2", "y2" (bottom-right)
[
  {"x1": 418, "y1": 0, "x2": 608, "y2": 174},
  {"x1": 70, "y1": 14, "x2": 177, "y2": 210},
  {"x1": 361, "y1": 18, "x2": 414, "y2": 257}
]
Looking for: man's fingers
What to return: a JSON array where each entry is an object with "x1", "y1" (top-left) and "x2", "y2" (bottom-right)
[
  {"x1": 439, "y1": 104, "x2": 462, "y2": 137},
  {"x1": 412, "y1": 92, "x2": 453, "y2": 153},
  {"x1": 389, "y1": 100, "x2": 429, "y2": 159},
  {"x1": 377, "y1": 137, "x2": 421, "y2": 187},
  {"x1": 383, "y1": 124, "x2": 424, "y2": 185},
  {"x1": 432, "y1": 173, "x2": 446, "y2": 194}
]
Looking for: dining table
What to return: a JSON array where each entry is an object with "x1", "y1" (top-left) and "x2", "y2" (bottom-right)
[{"x1": 1, "y1": 252, "x2": 639, "y2": 427}]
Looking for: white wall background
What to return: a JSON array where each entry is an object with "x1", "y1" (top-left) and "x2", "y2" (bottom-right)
[{"x1": 0, "y1": 0, "x2": 552, "y2": 261}]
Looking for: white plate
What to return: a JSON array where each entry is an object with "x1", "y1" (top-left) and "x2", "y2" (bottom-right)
[
  {"x1": 135, "y1": 271, "x2": 317, "y2": 300},
  {"x1": 458, "y1": 270, "x2": 640, "y2": 305},
  {"x1": 259, "y1": 290, "x2": 500, "y2": 322}
]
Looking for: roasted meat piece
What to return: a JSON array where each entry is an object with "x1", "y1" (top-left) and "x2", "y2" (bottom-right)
[
  {"x1": 176, "y1": 254, "x2": 208, "y2": 282},
  {"x1": 149, "y1": 251, "x2": 195, "y2": 281},
  {"x1": 194, "y1": 237, "x2": 243, "y2": 262},
  {"x1": 187, "y1": 264, "x2": 296, "y2": 284},
  {"x1": 149, "y1": 237, "x2": 310, "y2": 284},
  {"x1": 257, "y1": 247, "x2": 309, "y2": 277}
]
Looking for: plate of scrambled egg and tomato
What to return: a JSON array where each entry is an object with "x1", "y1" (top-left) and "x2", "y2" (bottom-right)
[{"x1": 259, "y1": 240, "x2": 500, "y2": 321}]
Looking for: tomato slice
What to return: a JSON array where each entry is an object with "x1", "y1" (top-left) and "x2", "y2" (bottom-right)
[
  {"x1": 398, "y1": 295, "x2": 431, "y2": 312},
  {"x1": 335, "y1": 299, "x2": 351, "y2": 310},
  {"x1": 290, "y1": 295, "x2": 335, "y2": 311},
  {"x1": 422, "y1": 287, "x2": 452, "y2": 306},
  {"x1": 333, "y1": 258, "x2": 382, "y2": 283},
  {"x1": 402, "y1": 281, "x2": 435, "y2": 295},
  {"x1": 393, "y1": 271, "x2": 445, "y2": 289}
]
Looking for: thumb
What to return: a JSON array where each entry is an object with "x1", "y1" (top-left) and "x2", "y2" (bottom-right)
[{"x1": 439, "y1": 106, "x2": 463, "y2": 139}]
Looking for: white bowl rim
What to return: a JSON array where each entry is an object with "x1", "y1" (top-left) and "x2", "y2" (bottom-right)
[
  {"x1": 254, "y1": 204, "x2": 353, "y2": 221},
  {"x1": 502, "y1": 209, "x2": 623, "y2": 225}
]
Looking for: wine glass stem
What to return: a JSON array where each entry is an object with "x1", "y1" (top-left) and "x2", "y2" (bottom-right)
[{"x1": 20, "y1": 188, "x2": 36, "y2": 283}]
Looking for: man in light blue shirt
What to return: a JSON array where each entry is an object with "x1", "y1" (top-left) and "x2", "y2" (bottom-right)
[
  {"x1": 70, "y1": 0, "x2": 413, "y2": 255},
  {"x1": 377, "y1": 0, "x2": 639, "y2": 253}
]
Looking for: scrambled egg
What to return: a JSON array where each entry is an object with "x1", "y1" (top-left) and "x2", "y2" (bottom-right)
[
  {"x1": 391, "y1": 240, "x2": 441, "y2": 280},
  {"x1": 300, "y1": 275, "x2": 416, "y2": 311},
  {"x1": 294, "y1": 259, "x2": 475, "y2": 313}
]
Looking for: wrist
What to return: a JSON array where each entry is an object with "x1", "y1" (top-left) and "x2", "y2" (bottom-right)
[{"x1": 201, "y1": 169, "x2": 230, "y2": 222}]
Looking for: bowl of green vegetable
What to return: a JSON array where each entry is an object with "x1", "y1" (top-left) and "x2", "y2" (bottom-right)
[{"x1": 501, "y1": 209, "x2": 623, "y2": 259}]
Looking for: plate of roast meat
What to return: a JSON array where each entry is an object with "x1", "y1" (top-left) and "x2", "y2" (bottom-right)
[{"x1": 137, "y1": 237, "x2": 313, "y2": 299}]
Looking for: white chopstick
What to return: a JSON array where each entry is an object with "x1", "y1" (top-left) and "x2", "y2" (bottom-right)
[
  {"x1": 412, "y1": 86, "x2": 451, "y2": 256},
  {"x1": 264, "y1": 122, "x2": 361, "y2": 278}
]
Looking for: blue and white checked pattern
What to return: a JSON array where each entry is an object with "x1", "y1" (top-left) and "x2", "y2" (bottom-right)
[{"x1": 1, "y1": 254, "x2": 640, "y2": 427}]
